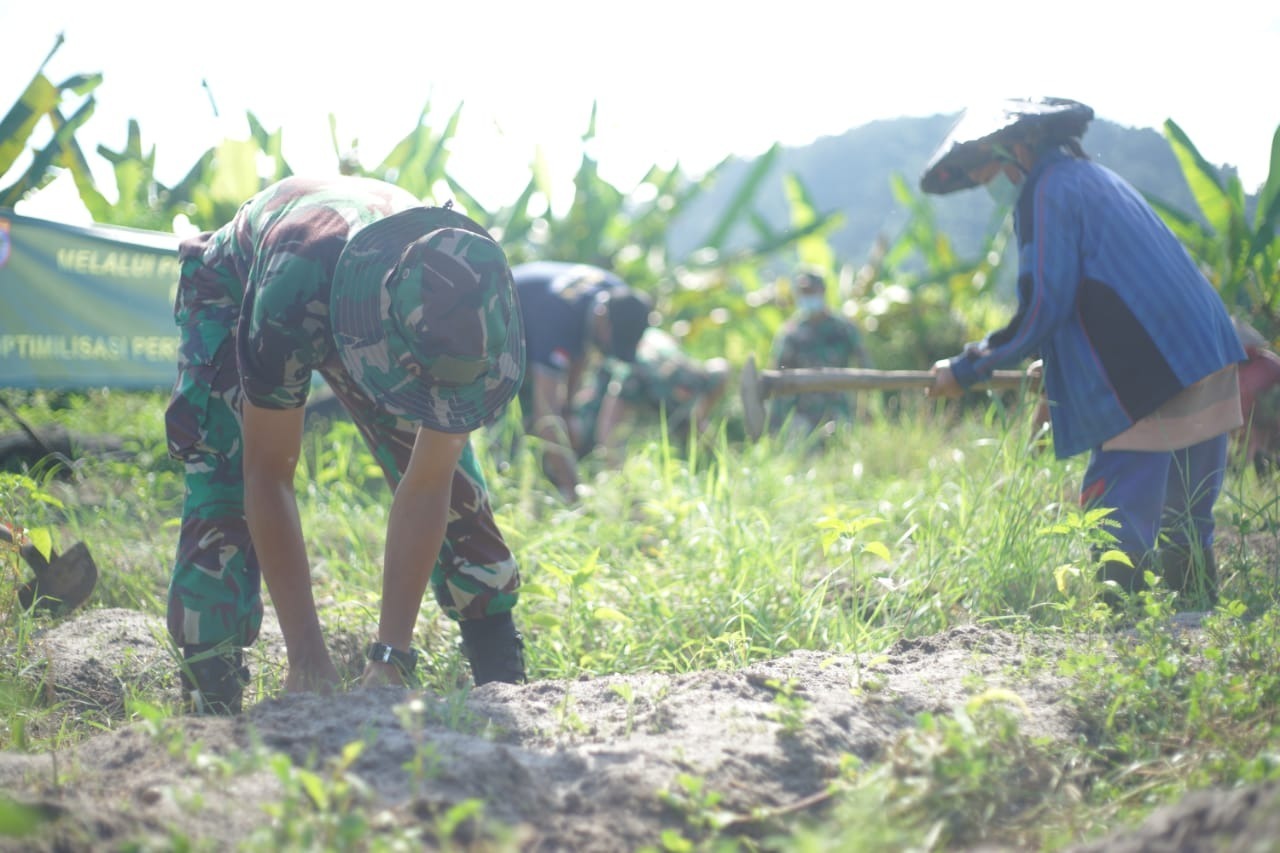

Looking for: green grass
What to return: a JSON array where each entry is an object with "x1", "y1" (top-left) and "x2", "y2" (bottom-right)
[{"x1": 2, "y1": 387, "x2": 1279, "y2": 850}]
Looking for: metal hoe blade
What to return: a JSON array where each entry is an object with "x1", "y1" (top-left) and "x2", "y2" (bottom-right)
[{"x1": 2, "y1": 525, "x2": 99, "y2": 615}]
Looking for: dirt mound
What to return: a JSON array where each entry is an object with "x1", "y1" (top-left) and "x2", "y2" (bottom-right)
[
  {"x1": 0, "y1": 609, "x2": 1275, "y2": 851},
  {"x1": 1068, "y1": 782, "x2": 1280, "y2": 853}
]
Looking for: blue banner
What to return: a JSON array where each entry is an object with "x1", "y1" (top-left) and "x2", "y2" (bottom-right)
[{"x1": 0, "y1": 209, "x2": 182, "y2": 389}]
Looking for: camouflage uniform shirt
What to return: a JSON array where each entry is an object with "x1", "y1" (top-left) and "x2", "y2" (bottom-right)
[{"x1": 175, "y1": 175, "x2": 422, "y2": 411}]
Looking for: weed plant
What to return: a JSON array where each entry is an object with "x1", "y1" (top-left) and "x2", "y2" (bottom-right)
[{"x1": 1, "y1": 388, "x2": 1278, "y2": 849}]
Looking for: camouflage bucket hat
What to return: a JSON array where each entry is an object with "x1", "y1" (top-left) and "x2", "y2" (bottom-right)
[{"x1": 331, "y1": 206, "x2": 525, "y2": 433}]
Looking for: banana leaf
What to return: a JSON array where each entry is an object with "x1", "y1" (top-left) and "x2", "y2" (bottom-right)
[
  {"x1": 785, "y1": 192, "x2": 841, "y2": 273},
  {"x1": 54, "y1": 105, "x2": 111, "y2": 221},
  {"x1": 701, "y1": 144, "x2": 780, "y2": 250},
  {"x1": 480, "y1": 170, "x2": 539, "y2": 247},
  {"x1": 621, "y1": 163, "x2": 708, "y2": 261},
  {"x1": 206, "y1": 139, "x2": 262, "y2": 206},
  {"x1": 1145, "y1": 193, "x2": 1212, "y2": 247},
  {"x1": 441, "y1": 175, "x2": 489, "y2": 221},
  {"x1": 0, "y1": 32, "x2": 89, "y2": 175},
  {"x1": 166, "y1": 149, "x2": 217, "y2": 223},
  {"x1": 91, "y1": 119, "x2": 157, "y2": 226},
  {"x1": 374, "y1": 101, "x2": 463, "y2": 200},
  {"x1": 246, "y1": 111, "x2": 290, "y2": 183},
  {"x1": 1164, "y1": 119, "x2": 1235, "y2": 241},
  {"x1": 714, "y1": 216, "x2": 833, "y2": 265},
  {"x1": 881, "y1": 172, "x2": 963, "y2": 275},
  {"x1": 560, "y1": 104, "x2": 624, "y2": 261},
  {"x1": 175, "y1": 137, "x2": 264, "y2": 228},
  {"x1": 0, "y1": 74, "x2": 59, "y2": 176},
  {"x1": 0, "y1": 96, "x2": 97, "y2": 208},
  {"x1": 1246, "y1": 125, "x2": 1280, "y2": 263}
]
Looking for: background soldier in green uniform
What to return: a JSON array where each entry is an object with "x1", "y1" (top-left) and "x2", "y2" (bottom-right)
[
  {"x1": 165, "y1": 175, "x2": 527, "y2": 713},
  {"x1": 767, "y1": 269, "x2": 870, "y2": 440}
]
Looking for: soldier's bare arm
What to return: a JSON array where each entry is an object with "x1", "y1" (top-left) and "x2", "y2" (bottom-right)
[
  {"x1": 242, "y1": 400, "x2": 340, "y2": 693},
  {"x1": 363, "y1": 427, "x2": 467, "y2": 687}
]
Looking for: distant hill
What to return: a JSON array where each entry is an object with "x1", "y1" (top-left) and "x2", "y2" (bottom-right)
[{"x1": 667, "y1": 114, "x2": 1206, "y2": 268}]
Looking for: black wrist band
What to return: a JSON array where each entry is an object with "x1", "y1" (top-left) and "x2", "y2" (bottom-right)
[{"x1": 366, "y1": 641, "x2": 419, "y2": 676}]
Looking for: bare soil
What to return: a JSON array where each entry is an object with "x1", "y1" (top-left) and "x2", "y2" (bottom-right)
[{"x1": 1, "y1": 608, "x2": 1277, "y2": 851}]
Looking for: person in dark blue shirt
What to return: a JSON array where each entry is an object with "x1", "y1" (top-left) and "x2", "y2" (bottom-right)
[
  {"x1": 511, "y1": 261, "x2": 651, "y2": 500},
  {"x1": 922, "y1": 97, "x2": 1245, "y2": 609}
]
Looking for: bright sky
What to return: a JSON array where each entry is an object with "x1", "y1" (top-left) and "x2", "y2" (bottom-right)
[{"x1": 4, "y1": 0, "x2": 1278, "y2": 225}]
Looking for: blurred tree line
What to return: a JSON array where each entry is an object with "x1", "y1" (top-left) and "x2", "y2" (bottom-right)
[{"x1": 3, "y1": 35, "x2": 1278, "y2": 377}]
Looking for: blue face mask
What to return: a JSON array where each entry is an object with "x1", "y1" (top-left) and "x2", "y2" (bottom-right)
[
  {"x1": 985, "y1": 169, "x2": 1023, "y2": 208},
  {"x1": 796, "y1": 294, "x2": 826, "y2": 316}
]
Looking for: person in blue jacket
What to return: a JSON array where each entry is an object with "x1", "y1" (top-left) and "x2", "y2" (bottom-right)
[{"x1": 922, "y1": 97, "x2": 1246, "y2": 608}]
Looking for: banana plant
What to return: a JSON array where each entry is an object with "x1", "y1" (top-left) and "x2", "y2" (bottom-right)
[
  {"x1": 176, "y1": 112, "x2": 291, "y2": 230},
  {"x1": 71, "y1": 108, "x2": 287, "y2": 232},
  {"x1": 1148, "y1": 119, "x2": 1280, "y2": 338},
  {"x1": 331, "y1": 99, "x2": 462, "y2": 202},
  {"x1": 0, "y1": 34, "x2": 102, "y2": 209},
  {"x1": 1, "y1": 33, "x2": 292, "y2": 232}
]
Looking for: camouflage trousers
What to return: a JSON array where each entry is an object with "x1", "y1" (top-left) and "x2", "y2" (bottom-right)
[{"x1": 164, "y1": 326, "x2": 521, "y2": 649}]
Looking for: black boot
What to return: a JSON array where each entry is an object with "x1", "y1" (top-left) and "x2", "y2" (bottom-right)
[
  {"x1": 459, "y1": 612, "x2": 527, "y2": 686},
  {"x1": 1158, "y1": 545, "x2": 1219, "y2": 610},
  {"x1": 180, "y1": 643, "x2": 249, "y2": 715}
]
